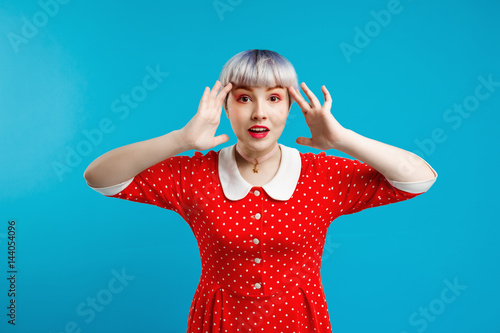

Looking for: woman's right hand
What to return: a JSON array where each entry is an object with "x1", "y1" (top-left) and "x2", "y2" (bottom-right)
[{"x1": 179, "y1": 80, "x2": 233, "y2": 151}]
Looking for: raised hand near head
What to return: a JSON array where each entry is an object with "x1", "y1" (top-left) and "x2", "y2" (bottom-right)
[
  {"x1": 180, "y1": 80, "x2": 232, "y2": 151},
  {"x1": 288, "y1": 82, "x2": 348, "y2": 151}
]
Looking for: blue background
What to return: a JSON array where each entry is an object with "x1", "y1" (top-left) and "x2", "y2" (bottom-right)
[{"x1": 1, "y1": 0, "x2": 499, "y2": 332}]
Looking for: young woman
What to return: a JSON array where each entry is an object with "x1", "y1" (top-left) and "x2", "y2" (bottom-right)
[{"x1": 84, "y1": 49, "x2": 437, "y2": 332}]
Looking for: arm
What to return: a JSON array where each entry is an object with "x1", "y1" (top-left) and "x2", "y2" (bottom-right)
[
  {"x1": 83, "y1": 130, "x2": 188, "y2": 188},
  {"x1": 288, "y1": 82, "x2": 436, "y2": 185},
  {"x1": 84, "y1": 80, "x2": 233, "y2": 188},
  {"x1": 332, "y1": 129, "x2": 436, "y2": 182}
]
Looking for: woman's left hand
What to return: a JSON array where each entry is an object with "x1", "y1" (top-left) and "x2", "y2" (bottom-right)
[{"x1": 288, "y1": 82, "x2": 349, "y2": 151}]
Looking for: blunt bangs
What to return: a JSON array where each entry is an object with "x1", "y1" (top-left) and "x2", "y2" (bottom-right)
[{"x1": 218, "y1": 49, "x2": 299, "y2": 108}]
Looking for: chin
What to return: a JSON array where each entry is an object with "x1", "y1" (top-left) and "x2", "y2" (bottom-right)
[{"x1": 242, "y1": 137, "x2": 279, "y2": 151}]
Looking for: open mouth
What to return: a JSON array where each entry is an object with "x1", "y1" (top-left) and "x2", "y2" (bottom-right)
[
  {"x1": 249, "y1": 127, "x2": 269, "y2": 133},
  {"x1": 248, "y1": 126, "x2": 269, "y2": 138}
]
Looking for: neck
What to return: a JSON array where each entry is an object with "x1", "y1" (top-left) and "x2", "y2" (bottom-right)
[
  {"x1": 235, "y1": 143, "x2": 280, "y2": 174},
  {"x1": 236, "y1": 143, "x2": 279, "y2": 162}
]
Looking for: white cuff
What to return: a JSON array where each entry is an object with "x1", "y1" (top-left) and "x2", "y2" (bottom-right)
[
  {"x1": 87, "y1": 178, "x2": 134, "y2": 196},
  {"x1": 386, "y1": 155, "x2": 438, "y2": 194},
  {"x1": 387, "y1": 177, "x2": 437, "y2": 194}
]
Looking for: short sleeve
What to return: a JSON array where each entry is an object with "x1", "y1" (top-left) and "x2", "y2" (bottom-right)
[
  {"x1": 327, "y1": 156, "x2": 433, "y2": 216},
  {"x1": 87, "y1": 154, "x2": 204, "y2": 221}
]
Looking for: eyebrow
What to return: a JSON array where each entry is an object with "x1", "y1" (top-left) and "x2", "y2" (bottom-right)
[{"x1": 233, "y1": 85, "x2": 284, "y2": 92}]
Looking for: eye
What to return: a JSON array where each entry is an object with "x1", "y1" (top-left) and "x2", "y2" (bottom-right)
[
  {"x1": 237, "y1": 95, "x2": 251, "y2": 103},
  {"x1": 269, "y1": 95, "x2": 281, "y2": 102}
]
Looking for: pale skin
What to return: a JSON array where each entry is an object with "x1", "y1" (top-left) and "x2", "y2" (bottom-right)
[
  {"x1": 225, "y1": 83, "x2": 290, "y2": 186},
  {"x1": 288, "y1": 82, "x2": 436, "y2": 182},
  {"x1": 84, "y1": 80, "x2": 435, "y2": 188}
]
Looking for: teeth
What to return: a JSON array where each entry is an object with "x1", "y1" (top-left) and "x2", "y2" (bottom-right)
[{"x1": 250, "y1": 128, "x2": 267, "y2": 132}]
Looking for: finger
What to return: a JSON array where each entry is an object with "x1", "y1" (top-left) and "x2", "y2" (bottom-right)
[
  {"x1": 321, "y1": 85, "x2": 332, "y2": 110},
  {"x1": 290, "y1": 87, "x2": 304, "y2": 100},
  {"x1": 300, "y1": 82, "x2": 321, "y2": 108},
  {"x1": 212, "y1": 82, "x2": 233, "y2": 114},
  {"x1": 296, "y1": 136, "x2": 313, "y2": 147},
  {"x1": 294, "y1": 87, "x2": 302, "y2": 99},
  {"x1": 288, "y1": 86, "x2": 311, "y2": 111},
  {"x1": 212, "y1": 80, "x2": 221, "y2": 91},
  {"x1": 213, "y1": 133, "x2": 229, "y2": 147},
  {"x1": 222, "y1": 82, "x2": 233, "y2": 94},
  {"x1": 287, "y1": 86, "x2": 299, "y2": 102},
  {"x1": 217, "y1": 82, "x2": 233, "y2": 103},
  {"x1": 208, "y1": 80, "x2": 222, "y2": 101},
  {"x1": 198, "y1": 86, "x2": 210, "y2": 111},
  {"x1": 207, "y1": 81, "x2": 223, "y2": 112},
  {"x1": 288, "y1": 86, "x2": 298, "y2": 99},
  {"x1": 296, "y1": 87, "x2": 312, "y2": 108}
]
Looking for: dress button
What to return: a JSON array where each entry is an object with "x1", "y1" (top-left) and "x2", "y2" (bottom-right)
[
  {"x1": 253, "y1": 238, "x2": 260, "y2": 245},
  {"x1": 254, "y1": 213, "x2": 261, "y2": 220},
  {"x1": 254, "y1": 258, "x2": 262, "y2": 264},
  {"x1": 253, "y1": 190, "x2": 261, "y2": 196},
  {"x1": 254, "y1": 282, "x2": 262, "y2": 289}
]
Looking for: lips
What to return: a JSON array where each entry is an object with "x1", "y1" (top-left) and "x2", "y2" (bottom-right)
[{"x1": 248, "y1": 126, "x2": 269, "y2": 139}]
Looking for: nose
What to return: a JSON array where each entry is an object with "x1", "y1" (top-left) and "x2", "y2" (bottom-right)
[{"x1": 251, "y1": 100, "x2": 267, "y2": 120}]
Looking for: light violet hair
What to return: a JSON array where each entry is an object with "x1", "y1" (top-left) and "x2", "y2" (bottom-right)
[{"x1": 218, "y1": 49, "x2": 299, "y2": 111}]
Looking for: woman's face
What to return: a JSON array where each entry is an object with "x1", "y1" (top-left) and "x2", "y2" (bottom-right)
[{"x1": 225, "y1": 85, "x2": 290, "y2": 156}]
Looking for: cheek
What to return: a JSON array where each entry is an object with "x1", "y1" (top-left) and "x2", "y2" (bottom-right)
[
  {"x1": 270, "y1": 104, "x2": 289, "y2": 120},
  {"x1": 226, "y1": 108, "x2": 245, "y2": 126},
  {"x1": 225, "y1": 97, "x2": 236, "y2": 118}
]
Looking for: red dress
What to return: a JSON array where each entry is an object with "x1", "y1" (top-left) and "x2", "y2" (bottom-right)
[{"x1": 89, "y1": 144, "x2": 436, "y2": 332}]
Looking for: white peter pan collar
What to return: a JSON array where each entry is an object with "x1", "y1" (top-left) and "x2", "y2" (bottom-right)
[{"x1": 218, "y1": 143, "x2": 302, "y2": 201}]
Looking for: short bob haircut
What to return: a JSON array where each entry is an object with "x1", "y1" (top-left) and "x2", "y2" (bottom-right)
[{"x1": 218, "y1": 49, "x2": 299, "y2": 111}]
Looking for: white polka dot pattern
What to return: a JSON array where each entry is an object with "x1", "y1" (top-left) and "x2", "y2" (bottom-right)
[{"x1": 109, "y1": 149, "x2": 422, "y2": 332}]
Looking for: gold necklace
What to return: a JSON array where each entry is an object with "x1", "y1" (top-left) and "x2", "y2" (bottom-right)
[{"x1": 235, "y1": 143, "x2": 280, "y2": 173}]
